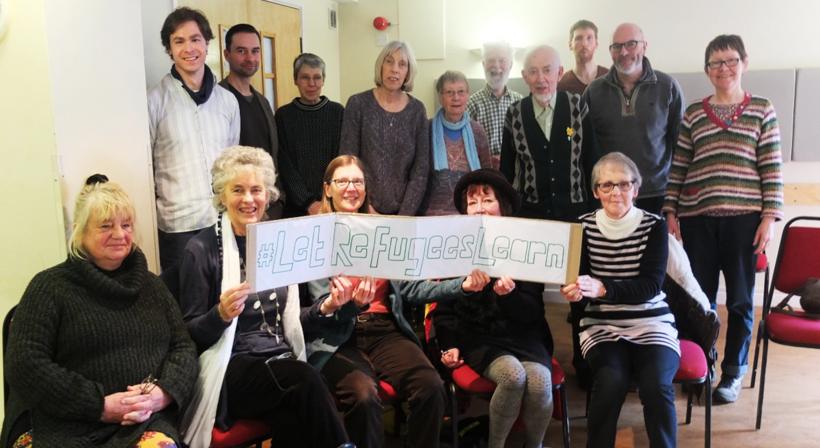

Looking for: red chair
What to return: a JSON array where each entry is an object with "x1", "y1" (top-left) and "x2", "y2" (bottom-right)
[
  {"x1": 424, "y1": 303, "x2": 570, "y2": 448},
  {"x1": 750, "y1": 216, "x2": 820, "y2": 429},
  {"x1": 211, "y1": 420, "x2": 269, "y2": 448}
]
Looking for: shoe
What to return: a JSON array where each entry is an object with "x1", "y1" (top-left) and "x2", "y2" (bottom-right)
[{"x1": 713, "y1": 374, "x2": 743, "y2": 403}]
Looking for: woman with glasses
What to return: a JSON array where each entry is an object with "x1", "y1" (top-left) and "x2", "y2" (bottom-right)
[
  {"x1": 418, "y1": 70, "x2": 493, "y2": 216},
  {"x1": 561, "y1": 152, "x2": 679, "y2": 448},
  {"x1": 1, "y1": 175, "x2": 198, "y2": 448},
  {"x1": 663, "y1": 34, "x2": 783, "y2": 404},
  {"x1": 340, "y1": 40, "x2": 429, "y2": 216},
  {"x1": 302, "y1": 155, "x2": 474, "y2": 448},
  {"x1": 177, "y1": 146, "x2": 350, "y2": 448}
]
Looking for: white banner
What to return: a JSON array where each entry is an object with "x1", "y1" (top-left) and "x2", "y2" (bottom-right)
[{"x1": 247, "y1": 213, "x2": 582, "y2": 291}]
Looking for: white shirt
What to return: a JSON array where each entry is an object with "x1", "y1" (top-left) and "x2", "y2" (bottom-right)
[{"x1": 148, "y1": 73, "x2": 240, "y2": 233}]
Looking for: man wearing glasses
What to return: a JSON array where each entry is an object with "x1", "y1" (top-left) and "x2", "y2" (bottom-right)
[{"x1": 583, "y1": 22, "x2": 684, "y2": 215}]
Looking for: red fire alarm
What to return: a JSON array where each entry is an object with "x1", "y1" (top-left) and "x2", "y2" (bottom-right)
[{"x1": 373, "y1": 17, "x2": 390, "y2": 31}]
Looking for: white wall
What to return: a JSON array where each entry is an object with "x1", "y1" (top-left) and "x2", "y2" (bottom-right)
[{"x1": 45, "y1": 0, "x2": 159, "y2": 272}]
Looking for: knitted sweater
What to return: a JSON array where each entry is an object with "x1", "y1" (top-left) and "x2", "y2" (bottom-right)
[
  {"x1": 275, "y1": 96, "x2": 344, "y2": 214},
  {"x1": 1, "y1": 250, "x2": 198, "y2": 448},
  {"x1": 577, "y1": 210, "x2": 679, "y2": 357},
  {"x1": 339, "y1": 90, "x2": 429, "y2": 215},
  {"x1": 662, "y1": 94, "x2": 784, "y2": 219}
]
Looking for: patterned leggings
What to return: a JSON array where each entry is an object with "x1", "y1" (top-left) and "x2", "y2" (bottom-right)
[{"x1": 13, "y1": 430, "x2": 177, "y2": 448}]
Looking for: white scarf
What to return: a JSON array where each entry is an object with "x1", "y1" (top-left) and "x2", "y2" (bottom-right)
[
  {"x1": 182, "y1": 214, "x2": 305, "y2": 447},
  {"x1": 595, "y1": 206, "x2": 643, "y2": 240}
]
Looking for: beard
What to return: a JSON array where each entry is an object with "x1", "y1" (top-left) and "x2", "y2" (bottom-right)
[
  {"x1": 485, "y1": 69, "x2": 509, "y2": 91},
  {"x1": 532, "y1": 92, "x2": 554, "y2": 105},
  {"x1": 615, "y1": 56, "x2": 641, "y2": 75}
]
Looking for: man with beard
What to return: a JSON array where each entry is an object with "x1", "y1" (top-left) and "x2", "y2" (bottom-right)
[
  {"x1": 467, "y1": 41, "x2": 524, "y2": 167},
  {"x1": 583, "y1": 22, "x2": 684, "y2": 215},
  {"x1": 499, "y1": 45, "x2": 600, "y2": 222},
  {"x1": 558, "y1": 20, "x2": 608, "y2": 95},
  {"x1": 219, "y1": 23, "x2": 284, "y2": 218}
]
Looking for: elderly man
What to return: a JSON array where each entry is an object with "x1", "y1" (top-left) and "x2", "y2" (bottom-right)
[
  {"x1": 218, "y1": 23, "x2": 284, "y2": 219},
  {"x1": 558, "y1": 20, "x2": 608, "y2": 95},
  {"x1": 148, "y1": 7, "x2": 239, "y2": 270},
  {"x1": 499, "y1": 45, "x2": 600, "y2": 222},
  {"x1": 584, "y1": 23, "x2": 684, "y2": 214},
  {"x1": 275, "y1": 53, "x2": 344, "y2": 218},
  {"x1": 467, "y1": 41, "x2": 524, "y2": 165}
]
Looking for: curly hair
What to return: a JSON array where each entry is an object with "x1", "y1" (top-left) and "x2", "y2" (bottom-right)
[{"x1": 211, "y1": 146, "x2": 279, "y2": 213}]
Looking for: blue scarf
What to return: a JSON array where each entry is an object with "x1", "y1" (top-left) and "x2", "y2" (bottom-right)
[{"x1": 432, "y1": 108, "x2": 480, "y2": 171}]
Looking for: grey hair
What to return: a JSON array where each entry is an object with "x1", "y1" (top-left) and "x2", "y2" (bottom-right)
[
  {"x1": 482, "y1": 41, "x2": 515, "y2": 63},
  {"x1": 373, "y1": 40, "x2": 418, "y2": 92},
  {"x1": 293, "y1": 53, "x2": 326, "y2": 81},
  {"x1": 523, "y1": 45, "x2": 561, "y2": 69},
  {"x1": 211, "y1": 146, "x2": 280, "y2": 213},
  {"x1": 435, "y1": 70, "x2": 470, "y2": 96},
  {"x1": 69, "y1": 178, "x2": 137, "y2": 260},
  {"x1": 590, "y1": 152, "x2": 642, "y2": 190}
]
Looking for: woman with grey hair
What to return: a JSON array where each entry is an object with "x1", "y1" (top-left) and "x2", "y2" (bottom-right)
[
  {"x1": 1, "y1": 175, "x2": 198, "y2": 448},
  {"x1": 276, "y1": 53, "x2": 345, "y2": 218},
  {"x1": 178, "y1": 146, "x2": 350, "y2": 447},
  {"x1": 561, "y1": 152, "x2": 679, "y2": 448},
  {"x1": 418, "y1": 70, "x2": 494, "y2": 216},
  {"x1": 340, "y1": 40, "x2": 429, "y2": 216}
]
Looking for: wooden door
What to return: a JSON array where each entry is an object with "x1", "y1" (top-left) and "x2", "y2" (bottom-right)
[{"x1": 179, "y1": 0, "x2": 302, "y2": 110}]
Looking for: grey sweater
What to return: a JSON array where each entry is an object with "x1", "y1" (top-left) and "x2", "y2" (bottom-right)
[
  {"x1": 340, "y1": 90, "x2": 429, "y2": 215},
  {"x1": 583, "y1": 57, "x2": 685, "y2": 198}
]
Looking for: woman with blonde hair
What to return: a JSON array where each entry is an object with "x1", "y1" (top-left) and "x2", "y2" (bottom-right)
[{"x1": 1, "y1": 175, "x2": 198, "y2": 448}]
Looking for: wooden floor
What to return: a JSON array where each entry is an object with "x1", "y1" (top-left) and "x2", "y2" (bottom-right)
[{"x1": 379, "y1": 302, "x2": 820, "y2": 448}]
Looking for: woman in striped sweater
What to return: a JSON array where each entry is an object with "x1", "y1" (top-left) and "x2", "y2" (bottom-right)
[
  {"x1": 561, "y1": 152, "x2": 679, "y2": 448},
  {"x1": 662, "y1": 34, "x2": 783, "y2": 404}
]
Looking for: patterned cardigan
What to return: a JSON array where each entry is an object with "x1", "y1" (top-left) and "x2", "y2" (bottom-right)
[{"x1": 499, "y1": 92, "x2": 601, "y2": 220}]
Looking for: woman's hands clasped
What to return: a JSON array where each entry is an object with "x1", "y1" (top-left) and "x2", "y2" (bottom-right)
[
  {"x1": 100, "y1": 384, "x2": 173, "y2": 425},
  {"x1": 441, "y1": 348, "x2": 464, "y2": 369},
  {"x1": 320, "y1": 275, "x2": 376, "y2": 315}
]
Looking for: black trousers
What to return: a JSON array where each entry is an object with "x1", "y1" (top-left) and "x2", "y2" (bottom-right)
[
  {"x1": 322, "y1": 316, "x2": 445, "y2": 448},
  {"x1": 225, "y1": 354, "x2": 349, "y2": 448},
  {"x1": 157, "y1": 229, "x2": 202, "y2": 271}
]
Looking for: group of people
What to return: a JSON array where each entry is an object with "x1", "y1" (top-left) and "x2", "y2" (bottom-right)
[{"x1": 1, "y1": 7, "x2": 784, "y2": 448}]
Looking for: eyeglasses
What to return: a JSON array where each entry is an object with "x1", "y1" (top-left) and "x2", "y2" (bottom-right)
[
  {"x1": 706, "y1": 58, "x2": 741, "y2": 70},
  {"x1": 442, "y1": 89, "x2": 468, "y2": 98},
  {"x1": 595, "y1": 180, "x2": 635, "y2": 193},
  {"x1": 140, "y1": 374, "x2": 157, "y2": 395},
  {"x1": 297, "y1": 74, "x2": 324, "y2": 84},
  {"x1": 330, "y1": 178, "x2": 365, "y2": 189},
  {"x1": 609, "y1": 40, "x2": 644, "y2": 53}
]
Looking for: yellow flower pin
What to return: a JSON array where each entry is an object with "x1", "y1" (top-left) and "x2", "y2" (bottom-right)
[{"x1": 567, "y1": 127, "x2": 574, "y2": 141}]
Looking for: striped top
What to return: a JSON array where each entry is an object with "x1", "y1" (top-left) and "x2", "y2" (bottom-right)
[
  {"x1": 662, "y1": 93, "x2": 783, "y2": 219},
  {"x1": 578, "y1": 210, "x2": 679, "y2": 356},
  {"x1": 148, "y1": 73, "x2": 241, "y2": 232}
]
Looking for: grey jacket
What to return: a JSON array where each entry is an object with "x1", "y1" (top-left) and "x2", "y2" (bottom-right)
[
  {"x1": 583, "y1": 57, "x2": 685, "y2": 198},
  {"x1": 300, "y1": 278, "x2": 468, "y2": 370}
]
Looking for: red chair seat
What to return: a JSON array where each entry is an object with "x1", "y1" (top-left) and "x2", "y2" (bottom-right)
[
  {"x1": 211, "y1": 419, "x2": 268, "y2": 448},
  {"x1": 377, "y1": 380, "x2": 399, "y2": 401},
  {"x1": 766, "y1": 312, "x2": 820, "y2": 346},
  {"x1": 451, "y1": 358, "x2": 565, "y2": 393},
  {"x1": 674, "y1": 339, "x2": 708, "y2": 381}
]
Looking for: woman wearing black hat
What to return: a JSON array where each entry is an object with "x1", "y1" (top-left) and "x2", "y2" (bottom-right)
[{"x1": 431, "y1": 168, "x2": 555, "y2": 448}]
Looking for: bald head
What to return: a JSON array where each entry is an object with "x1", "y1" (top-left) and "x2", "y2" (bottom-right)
[
  {"x1": 524, "y1": 45, "x2": 561, "y2": 69},
  {"x1": 610, "y1": 23, "x2": 647, "y2": 77},
  {"x1": 522, "y1": 45, "x2": 563, "y2": 106}
]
